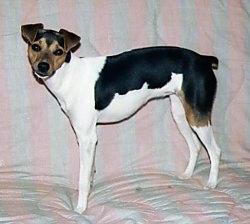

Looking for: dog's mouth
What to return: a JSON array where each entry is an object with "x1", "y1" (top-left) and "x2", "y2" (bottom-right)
[{"x1": 33, "y1": 70, "x2": 49, "y2": 79}]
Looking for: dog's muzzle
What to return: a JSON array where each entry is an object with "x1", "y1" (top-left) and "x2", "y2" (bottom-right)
[{"x1": 34, "y1": 62, "x2": 51, "y2": 79}]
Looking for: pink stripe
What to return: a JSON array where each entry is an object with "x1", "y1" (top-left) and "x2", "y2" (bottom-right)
[
  {"x1": 128, "y1": 0, "x2": 148, "y2": 48},
  {"x1": 98, "y1": 124, "x2": 122, "y2": 178},
  {"x1": 195, "y1": 0, "x2": 214, "y2": 53},
  {"x1": 58, "y1": 0, "x2": 77, "y2": 32},
  {"x1": 93, "y1": 0, "x2": 113, "y2": 55},
  {"x1": 134, "y1": 104, "x2": 157, "y2": 170},
  {"x1": 228, "y1": 1, "x2": 247, "y2": 160},
  {"x1": 0, "y1": 7, "x2": 13, "y2": 172},
  {"x1": 161, "y1": 0, "x2": 181, "y2": 45}
]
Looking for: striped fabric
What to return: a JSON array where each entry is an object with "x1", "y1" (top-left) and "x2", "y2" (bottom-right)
[{"x1": 0, "y1": 0, "x2": 250, "y2": 223}]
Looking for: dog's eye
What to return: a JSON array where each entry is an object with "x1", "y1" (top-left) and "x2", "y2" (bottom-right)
[
  {"x1": 31, "y1": 44, "x2": 41, "y2": 52},
  {"x1": 54, "y1": 49, "x2": 64, "y2": 56}
]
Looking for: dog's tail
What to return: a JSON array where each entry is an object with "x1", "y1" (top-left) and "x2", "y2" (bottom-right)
[{"x1": 203, "y1": 55, "x2": 219, "y2": 70}]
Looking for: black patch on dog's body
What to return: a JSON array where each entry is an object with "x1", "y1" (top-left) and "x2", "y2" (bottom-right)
[{"x1": 94, "y1": 46, "x2": 218, "y2": 117}]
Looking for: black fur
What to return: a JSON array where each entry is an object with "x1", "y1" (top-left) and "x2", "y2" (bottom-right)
[
  {"x1": 65, "y1": 51, "x2": 71, "y2": 63},
  {"x1": 34, "y1": 30, "x2": 65, "y2": 47},
  {"x1": 94, "y1": 47, "x2": 218, "y2": 118}
]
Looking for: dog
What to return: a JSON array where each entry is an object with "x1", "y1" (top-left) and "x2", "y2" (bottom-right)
[{"x1": 21, "y1": 23, "x2": 221, "y2": 213}]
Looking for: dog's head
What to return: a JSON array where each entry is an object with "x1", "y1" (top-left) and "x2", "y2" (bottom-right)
[{"x1": 21, "y1": 23, "x2": 81, "y2": 79}]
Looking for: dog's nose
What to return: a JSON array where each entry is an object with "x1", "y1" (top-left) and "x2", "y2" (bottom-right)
[{"x1": 38, "y1": 62, "x2": 50, "y2": 73}]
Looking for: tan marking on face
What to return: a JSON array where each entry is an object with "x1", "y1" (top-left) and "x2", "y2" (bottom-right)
[
  {"x1": 178, "y1": 91, "x2": 210, "y2": 127},
  {"x1": 28, "y1": 38, "x2": 67, "y2": 76}
]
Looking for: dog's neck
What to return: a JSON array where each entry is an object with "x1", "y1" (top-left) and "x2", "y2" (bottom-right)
[{"x1": 41, "y1": 52, "x2": 106, "y2": 114}]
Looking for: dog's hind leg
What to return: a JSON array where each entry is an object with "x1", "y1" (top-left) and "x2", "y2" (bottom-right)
[
  {"x1": 191, "y1": 124, "x2": 221, "y2": 189},
  {"x1": 177, "y1": 92, "x2": 221, "y2": 189},
  {"x1": 169, "y1": 94, "x2": 201, "y2": 179}
]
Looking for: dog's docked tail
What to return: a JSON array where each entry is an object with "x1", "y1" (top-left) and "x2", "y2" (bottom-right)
[{"x1": 203, "y1": 55, "x2": 219, "y2": 70}]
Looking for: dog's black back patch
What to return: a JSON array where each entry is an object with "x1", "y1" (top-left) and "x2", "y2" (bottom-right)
[{"x1": 94, "y1": 46, "x2": 218, "y2": 114}]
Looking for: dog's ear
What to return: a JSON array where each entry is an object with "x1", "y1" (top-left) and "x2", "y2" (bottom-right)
[
  {"x1": 21, "y1": 23, "x2": 44, "y2": 44},
  {"x1": 59, "y1": 29, "x2": 81, "y2": 52}
]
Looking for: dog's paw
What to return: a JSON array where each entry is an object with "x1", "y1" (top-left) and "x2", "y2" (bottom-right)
[
  {"x1": 75, "y1": 205, "x2": 87, "y2": 214},
  {"x1": 204, "y1": 181, "x2": 217, "y2": 190},
  {"x1": 75, "y1": 200, "x2": 88, "y2": 214}
]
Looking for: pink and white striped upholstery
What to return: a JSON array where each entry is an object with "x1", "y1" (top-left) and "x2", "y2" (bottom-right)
[{"x1": 0, "y1": 0, "x2": 250, "y2": 222}]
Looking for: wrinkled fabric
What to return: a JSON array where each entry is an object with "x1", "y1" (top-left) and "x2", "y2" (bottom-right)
[{"x1": 0, "y1": 0, "x2": 250, "y2": 223}]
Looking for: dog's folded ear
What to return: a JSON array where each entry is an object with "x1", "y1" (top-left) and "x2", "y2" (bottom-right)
[
  {"x1": 21, "y1": 23, "x2": 44, "y2": 44},
  {"x1": 59, "y1": 29, "x2": 81, "y2": 52}
]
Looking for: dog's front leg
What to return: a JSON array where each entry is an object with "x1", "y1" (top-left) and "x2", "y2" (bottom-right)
[{"x1": 72, "y1": 118, "x2": 97, "y2": 214}]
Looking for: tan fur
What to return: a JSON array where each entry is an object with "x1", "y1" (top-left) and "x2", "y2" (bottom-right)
[
  {"x1": 27, "y1": 38, "x2": 67, "y2": 76},
  {"x1": 178, "y1": 91, "x2": 210, "y2": 127}
]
